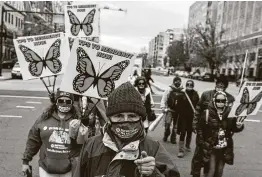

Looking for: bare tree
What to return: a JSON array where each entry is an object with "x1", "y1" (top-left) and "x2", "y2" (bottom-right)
[{"x1": 192, "y1": 20, "x2": 229, "y2": 78}]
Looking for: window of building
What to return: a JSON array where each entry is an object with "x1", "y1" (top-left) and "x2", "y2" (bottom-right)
[
  {"x1": 222, "y1": 69, "x2": 226, "y2": 74},
  {"x1": 234, "y1": 68, "x2": 239, "y2": 75},
  {"x1": 21, "y1": 20, "x2": 23, "y2": 28},
  {"x1": 5, "y1": 13, "x2": 7, "y2": 22},
  {"x1": 15, "y1": 17, "x2": 17, "y2": 27},
  {"x1": 235, "y1": 55, "x2": 240, "y2": 63},
  {"x1": 248, "y1": 68, "x2": 254, "y2": 77},
  {"x1": 8, "y1": 13, "x2": 10, "y2": 23},
  {"x1": 249, "y1": 52, "x2": 256, "y2": 62},
  {"x1": 258, "y1": 48, "x2": 262, "y2": 60},
  {"x1": 159, "y1": 47, "x2": 163, "y2": 50},
  {"x1": 18, "y1": 18, "x2": 20, "y2": 28},
  {"x1": 228, "y1": 68, "x2": 232, "y2": 75},
  {"x1": 228, "y1": 56, "x2": 233, "y2": 63},
  {"x1": 11, "y1": 15, "x2": 13, "y2": 24}
]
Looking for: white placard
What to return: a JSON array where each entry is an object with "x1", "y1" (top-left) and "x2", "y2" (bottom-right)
[
  {"x1": 60, "y1": 38, "x2": 135, "y2": 99},
  {"x1": 64, "y1": 4, "x2": 100, "y2": 38},
  {"x1": 228, "y1": 82, "x2": 262, "y2": 117},
  {"x1": 13, "y1": 33, "x2": 70, "y2": 80}
]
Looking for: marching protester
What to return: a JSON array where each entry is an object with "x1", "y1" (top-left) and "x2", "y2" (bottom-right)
[
  {"x1": 128, "y1": 69, "x2": 139, "y2": 85},
  {"x1": 73, "y1": 82, "x2": 180, "y2": 177},
  {"x1": 193, "y1": 91, "x2": 245, "y2": 177},
  {"x1": 145, "y1": 65, "x2": 155, "y2": 93},
  {"x1": 160, "y1": 76, "x2": 184, "y2": 144},
  {"x1": 21, "y1": 89, "x2": 83, "y2": 177},
  {"x1": 191, "y1": 76, "x2": 235, "y2": 177},
  {"x1": 134, "y1": 76, "x2": 156, "y2": 133},
  {"x1": 177, "y1": 80, "x2": 199, "y2": 158}
]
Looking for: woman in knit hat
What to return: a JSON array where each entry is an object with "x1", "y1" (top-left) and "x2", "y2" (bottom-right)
[
  {"x1": 73, "y1": 82, "x2": 180, "y2": 177},
  {"x1": 134, "y1": 76, "x2": 155, "y2": 133},
  {"x1": 21, "y1": 89, "x2": 84, "y2": 177}
]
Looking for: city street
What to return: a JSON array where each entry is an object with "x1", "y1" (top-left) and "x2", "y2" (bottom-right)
[{"x1": 0, "y1": 75, "x2": 262, "y2": 176}]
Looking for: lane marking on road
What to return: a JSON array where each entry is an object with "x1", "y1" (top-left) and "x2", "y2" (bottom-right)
[
  {"x1": 245, "y1": 119, "x2": 260, "y2": 123},
  {"x1": 152, "y1": 108, "x2": 162, "y2": 111},
  {"x1": 26, "y1": 101, "x2": 42, "y2": 104},
  {"x1": 16, "y1": 106, "x2": 35, "y2": 109},
  {"x1": 0, "y1": 95, "x2": 49, "y2": 100},
  {"x1": 0, "y1": 115, "x2": 22, "y2": 118},
  {"x1": 155, "y1": 114, "x2": 260, "y2": 123}
]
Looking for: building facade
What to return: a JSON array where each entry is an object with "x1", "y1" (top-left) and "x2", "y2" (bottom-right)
[
  {"x1": 52, "y1": 1, "x2": 68, "y2": 32},
  {"x1": 24, "y1": 1, "x2": 54, "y2": 36},
  {"x1": 148, "y1": 28, "x2": 183, "y2": 67},
  {"x1": 217, "y1": 1, "x2": 262, "y2": 80},
  {"x1": 0, "y1": 1, "x2": 25, "y2": 62}
]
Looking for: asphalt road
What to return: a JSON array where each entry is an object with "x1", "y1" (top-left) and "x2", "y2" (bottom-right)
[{"x1": 0, "y1": 75, "x2": 261, "y2": 176}]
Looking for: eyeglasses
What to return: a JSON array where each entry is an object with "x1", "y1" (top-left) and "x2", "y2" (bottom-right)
[
  {"x1": 57, "y1": 99, "x2": 72, "y2": 104},
  {"x1": 138, "y1": 82, "x2": 145, "y2": 85},
  {"x1": 215, "y1": 99, "x2": 226, "y2": 103}
]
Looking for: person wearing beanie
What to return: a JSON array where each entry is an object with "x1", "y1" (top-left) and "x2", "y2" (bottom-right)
[
  {"x1": 160, "y1": 76, "x2": 184, "y2": 144},
  {"x1": 21, "y1": 89, "x2": 82, "y2": 177},
  {"x1": 73, "y1": 82, "x2": 180, "y2": 177},
  {"x1": 191, "y1": 76, "x2": 235, "y2": 177}
]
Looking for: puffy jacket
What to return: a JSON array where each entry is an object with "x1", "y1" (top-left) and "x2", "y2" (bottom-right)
[
  {"x1": 196, "y1": 102, "x2": 244, "y2": 165},
  {"x1": 73, "y1": 133, "x2": 180, "y2": 177}
]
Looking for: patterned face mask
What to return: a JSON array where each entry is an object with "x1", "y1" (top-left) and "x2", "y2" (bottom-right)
[{"x1": 56, "y1": 98, "x2": 73, "y2": 113}]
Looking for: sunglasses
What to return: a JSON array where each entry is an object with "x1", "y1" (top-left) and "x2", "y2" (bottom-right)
[
  {"x1": 215, "y1": 99, "x2": 226, "y2": 103},
  {"x1": 186, "y1": 83, "x2": 193, "y2": 87},
  {"x1": 138, "y1": 82, "x2": 145, "y2": 85},
  {"x1": 57, "y1": 99, "x2": 72, "y2": 104}
]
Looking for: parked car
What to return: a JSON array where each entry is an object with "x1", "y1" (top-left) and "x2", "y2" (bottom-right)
[
  {"x1": 202, "y1": 73, "x2": 214, "y2": 82},
  {"x1": 2, "y1": 59, "x2": 17, "y2": 69},
  {"x1": 11, "y1": 62, "x2": 22, "y2": 79},
  {"x1": 236, "y1": 78, "x2": 249, "y2": 87},
  {"x1": 192, "y1": 73, "x2": 200, "y2": 80}
]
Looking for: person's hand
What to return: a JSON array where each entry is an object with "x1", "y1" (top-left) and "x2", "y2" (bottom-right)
[
  {"x1": 69, "y1": 119, "x2": 81, "y2": 129},
  {"x1": 236, "y1": 116, "x2": 246, "y2": 128},
  {"x1": 161, "y1": 108, "x2": 167, "y2": 113},
  {"x1": 134, "y1": 151, "x2": 155, "y2": 176},
  {"x1": 22, "y1": 164, "x2": 31, "y2": 176}
]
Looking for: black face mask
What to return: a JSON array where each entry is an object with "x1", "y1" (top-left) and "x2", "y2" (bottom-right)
[
  {"x1": 110, "y1": 120, "x2": 143, "y2": 142},
  {"x1": 174, "y1": 82, "x2": 181, "y2": 88}
]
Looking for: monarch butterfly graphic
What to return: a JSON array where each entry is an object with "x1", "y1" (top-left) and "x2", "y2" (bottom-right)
[
  {"x1": 72, "y1": 47, "x2": 130, "y2": 97},
  {"x1": 67, "y1": 9, "x2": 96, "y2": 36},
  {"x1": 19, "y1": 39, "x2": 62, "y2": 77},
  {"x1": 235, "y1": 87, "x2": 262, "y2": 116}
]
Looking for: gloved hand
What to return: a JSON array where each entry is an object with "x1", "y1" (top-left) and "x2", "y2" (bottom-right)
[
  {"x1": 134, "y1": 151, "x2": 156, "y2": 176},
  {"x1": 21, "y1": 164, "x2": 31, "y2": 176}
]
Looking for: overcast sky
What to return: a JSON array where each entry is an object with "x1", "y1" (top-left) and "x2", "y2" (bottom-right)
[{"x1": 84, "y1": 1, "x2": 194, "y2": 53}]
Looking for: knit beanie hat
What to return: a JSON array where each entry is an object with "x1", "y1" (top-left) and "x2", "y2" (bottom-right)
[
  {"x1": 106, "y1": 82, "x2": 147, "y2": 118},
  {"x1": 173, "y1": 76, "x2": 181, "y2": 83},
  {"x1": 55, "y1": 89, "x2": 74, "y2": 102}
]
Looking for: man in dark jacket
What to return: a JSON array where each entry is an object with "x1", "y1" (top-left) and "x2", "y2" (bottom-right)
[
  {"x1": 73, "y1": 82, "x2": 180, "y2": 177},
  {"x1": 160, "y1": 76, "x2": 184, "y2": 144},
  {"x1": 191, "y1": 76, "x2": 235, "y2": 177}
]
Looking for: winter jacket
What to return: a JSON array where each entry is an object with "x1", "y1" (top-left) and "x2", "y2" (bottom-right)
[
  {"x1": 192, "y1": 90, "x2": 235, "y2": 131},
  {"x1": 160, "y1": 85, "x2": 184, "y2": 112},
  {"x1": 22, "y1": 108, "x2": 79, "y2": 174},
  {"x1": 136, "y1": 87, "x2": 155, "y2": 122},
  {"x1": 73, "y1": 132, "x2": 180, "y2": 177},
  {"x1": 177, "y1": 90, "x2": 199, "y2": 134},
  {"x1": 196, "y1": 101, "x2": 244, "y2": 165}
]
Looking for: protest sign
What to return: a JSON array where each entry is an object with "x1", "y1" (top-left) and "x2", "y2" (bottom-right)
[
  {"x1": 64, "y1": 4, "x2": 100, "y2": 38},
  {"x1": 13, "y1": 33, "x2": 70, "y2": 80},
  {"x1": 68, "y1": 36, "x2": 99, "y2": 50},
  {"x1": 228, "y1": 82, "x2": 262, "y2": 117},
  {"x1": 60, "y1": 38, "x2": 135, "y2": 99}
]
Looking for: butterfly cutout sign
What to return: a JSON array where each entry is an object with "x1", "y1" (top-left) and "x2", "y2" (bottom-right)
[
  {"x1": 64, "y1": 4, "x2": 100, "y2": 38},
  {"x1": 13, "y1": 33, "x2": 70, "y2": 80},
  {"x1": 60, "y1": 38, "x2": 135, "y2": 99},
  {"x1": 228, "y1": 82, "x2": 262, "y2": 117}
]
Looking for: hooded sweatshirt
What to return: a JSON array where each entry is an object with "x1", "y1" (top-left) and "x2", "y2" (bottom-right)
[{"x1": 22, "y1": 110, "x2": 77, "y2": 174}]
